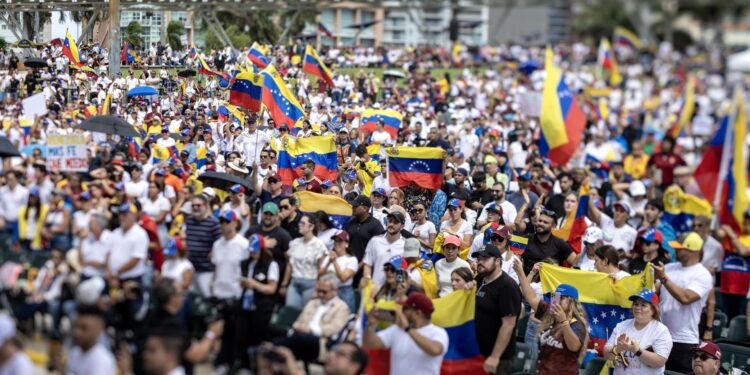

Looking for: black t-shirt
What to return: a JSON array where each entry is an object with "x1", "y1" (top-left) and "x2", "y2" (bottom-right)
[
  {"x1": 474, "y1": 272, "x2": 521, "y2": 360},
  {"x1": 522, "y1": 234, "x2": 573, "y2": 275},
  {"x1": 345, "y1": 215, "x2": 385, "y2": 261},
  {"x1": 246, "y1": 225, "x2": 292, "y2": 276},
  {"x1": 469, "y1": 188, "x2": 493, "y2": 208},
  {"x1": 628, "y1": 253, "x2": 669, "y2": 275},
  {"x1": 547, "y1": 193, "x2": 567, "y2": 220},
  {"x1": 281, "y1": 211, "x2": 302, "y2": 239}
]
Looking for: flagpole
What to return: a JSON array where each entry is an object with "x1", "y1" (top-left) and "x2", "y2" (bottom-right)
[{"x1": 711, "y1": 86, "x2": 738, "y2": 229}]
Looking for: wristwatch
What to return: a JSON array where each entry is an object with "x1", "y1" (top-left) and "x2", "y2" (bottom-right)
[
  {"x1": 659, "y1": 277, "x2": 668, "y2": 285},
  {"x1": 635, "y1": 349, "x2": 643, "y2": 357},
  {"x1": 404, "y1": 325, "x2": 412, "y2": 333}
]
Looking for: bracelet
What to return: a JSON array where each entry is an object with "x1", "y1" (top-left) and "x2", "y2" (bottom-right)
[
  {"x1": 204, "y1": 331, "x2": 216, "y2": 340},
  {"x1": 561, "y1": 320, "x2": 570, "y2": 326}
]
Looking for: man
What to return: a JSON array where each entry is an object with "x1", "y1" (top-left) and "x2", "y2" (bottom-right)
[
  {"x1": 0, "y1": 170, "x2": 29, "y2": 236},
  {"x1": 363, "y1": 292, "x2": 449, "y2": 375},
  {"x1": 362, "y1": 211, "x2": 406, "y2": 287},
  {"x1": 67, "y1": 306, "x2": 115, "y2": 375},
  {"x1": 300, "y1": 159, "x2": 323, "y2": 193},
  {"x1": 588, "y1": 200, "x2": 638, "y2": 258},
  {"x1": 425, "y1": 127, "x2": 451, "y2": 151},
  {"x1": 142, "y1": 327, "x2": 187, "y2": 375},
  {"x1": 629, "y1": 229, "x2": 669, "y2": 275},
  {"x1": 157, "y1": 126, "x2": 176, "y2": 148},
  {"x1": 546, "y1": 172, "x2": 574, "y2": 219},
  {"x1": 324, "y1": 341, "x2": 369, "y2": 375},
  {"x1": 640, "y1": 199, "x2": 676, "y2": 259},
  {"x1": 471, "y1": 244, "x2": 521, "y2": 374},
  {"x1": 274, "y1": 274, "x2": 351, "y2": 362},
  {"x1": 443, "y1": 167, "x2": 469, "y2": 199},
  {"x1": 653, "y1": 232, "x2": 713, "y2": 373},
  {"x1": 469, "y1": 172, "x2": 493, "y2": 210},
  {"x1": 577, "y1": 227, "x2": 604, "y2": 272},
  {"x1": 252, "y1": 149, "x2": 277, "y2": 193},
  {"x1": 507, "y1": 172, "x2": 538, "y2": 212},
  {"x1": 246, "y1": 202, "x2": 292, "y2": 285},
  {"x1": 647, "y1": 135, "x2": 686, "y2": 189},
  {"x1": 345, "y1": 196, "x2": 384, "y2": 262},
  {"x1": 623, "y1": 140, "x2": 649, "y2": 180},
  {"x1": 521, "y1": 209, "x2": 577, "y2": 275},
  {"x1": 240, "y1": 118, "x2": 271, "y2": 166},
  {"x1": 80, "y1": 214, "x2": 111, "y2": 279},
  {"x1": 184, "y1": 194, "x2": 221, "y2": 297},
  {"x1": 108, "y1": 202, "x2": 149, "y2": 324},
  {"x1": 278, "y1": 196, "x2": 302, "y2": 239},
  {"x1": 476, "y1": 181, "x2": 517, "y2": 229},
  {"x1": 0, "y1": 314, "x2": 33, "y2": 375},
  {"x1": 687, "y1": 341, "x2": 722, "y2": 375},
  {"x1": 258, "y1": 172, "x2": 287, "y2": 208},
  {"x1": 354, "y1": 144, "x2": 380, "y2": 197},
  {"x1": 336, "y1": 128, "x2": 356, "y2": 167},
  {"x1": 694, "y1": 216, "x2": 722, "y2": 276}
]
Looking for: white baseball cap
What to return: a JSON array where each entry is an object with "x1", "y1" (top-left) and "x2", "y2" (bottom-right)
[
  {"x1": 583, "y1": 227, "x2": 604, "y2": 244},
  {"x1": 76, "y1": 277, "x2": 106, "y2": 306}
]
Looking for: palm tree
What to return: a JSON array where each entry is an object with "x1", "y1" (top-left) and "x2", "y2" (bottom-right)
[
  {"x1": 167, "y1": 21, "x2": 185, "y2": 50},
  {"x1": 123, "y1": 21, "x2": 144, "y2": 50},
  {"x1": 279, "y1": 9, "x2": 318, "y2": 42}
]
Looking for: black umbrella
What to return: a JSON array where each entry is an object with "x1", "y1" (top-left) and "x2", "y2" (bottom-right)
[
  {"x1": 23, "y1": 58, "x2": 48, "y2": 69},
  {"x1": 178, "y1": 69, "x2": 197, "y2": 78},
  {"x1": 0, "y1": 137, "x2": 21, "y2": 157},
  {"x1": 198, "y1": 171, "x2": 253, "y2": 193},
  {"x1": 76, "y1": 115, "x2": 141, "y2": 138}
]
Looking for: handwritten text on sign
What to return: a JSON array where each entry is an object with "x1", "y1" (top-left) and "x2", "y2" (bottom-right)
[{"x1": 46, "y1": 135, "x2": 88, "y2": 172}]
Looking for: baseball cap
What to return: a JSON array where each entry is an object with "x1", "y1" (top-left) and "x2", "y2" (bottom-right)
[
  {"x1": 691, "y1": 341, "x2": 722, "y2": 360},
  {"x1": 371, "y1": 188, "x2": 386, "y2": 197},
  {"x1": 456, "y1": 168, "x2": 469, "y2": 176},
  {"x1": 483, "y1": 223, "x2": 500, "y2": 245},
  {"x1": 181, "y1": 128, "x2": 190, "y2": 136},
  {"x1": 0, "y1": 314, "x2": 16, "y2": 347},
  {"x1": 613, "y1": 201, "x2": 633, "y2": 217},
  {"x1": 29, "y1": 186, "x2": 40, "y2": 197},
  {"x1": 446, "y1": 198, "x2": 462, "y2": 209},
  {"x1": 554, "y1": 284, "x2": 579, "y2": 300},
  {"x1": 161, "y1": 126, "x2": 169, "y2": 133},
  {"x1": 486, "y1": 203, "x2": 503, "y2": 215},
  {"x1": 583, "y1": 227, "x2": 604, "y2": 244},
  {"x1": 230, "y1": 184, "x2": 245, "y2": 194},
  {"x1": 119, "y1": 202, "x2": 138, "y2": 214},
  {"x1": 668, "y1": 232, "x2": 704, "y2": 252},
  {"x1": 114, "y1": 182, "x2": 125, "y2": 191},
  {"x1": 518, "y1": 171, "x2": 532, "y2": 181},
  {"x1": 386, "y1": 210, "x2": 405, "y2": 224},
  {"x1": 640, "y1": 228, "x2": 664, "y2": 245},
  {"x1": 331, "y1": 230, "x2": 350, "y2": 242},
  {"x1": 443, "y1": 235, "x2": 461, "y2": 247},
  {"x1": 492, "y1": 225, "x2": 512, "y2": 240},
  {"x1": 397, "y1": 292, "x2": 435, "y2": 315},
  {"x1": 248, "y1": 234, "x2": 264, "y2": 253},
  {"x1": 628, "y1": 288, "x2": 660, "y2": 305},
  {"x1": 154, "y1": 168, "x2": 166, "y2": 176},
  {"x1": 403, "y1": 238, "x2": 421, "y2": 258},
  {"x1": 352, "y1": 195, "x2": 371, "y2": 207},
  {"x1": 629, "y1": 180, "x2": 646, "y2": 197},
  {"x1": 262, "y1": 202, "x2": 279, "y2": 215},
  {"x1": 386, "y1": 255, "x2": 407, "y2": 270},
  {"x1": 201, "y1": 187, "x2": 217, "y2": 199},
  {"x1": 219, "y1": 210, "x2": 238, "y2": 223},
  {"x1": 75, "y1": 277, "x2": 106, "y2": 306},
  {"x1": 163, "y1": 238, "x2": 182, "y2": 256},
  {"x1": 472, "y1": 244, "x2": 502, "y2": 258}
]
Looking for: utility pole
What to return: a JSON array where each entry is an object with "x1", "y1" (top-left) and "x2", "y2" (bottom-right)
[{"x1": 109, "y1": 0, "x2": 121, "y2": 76}]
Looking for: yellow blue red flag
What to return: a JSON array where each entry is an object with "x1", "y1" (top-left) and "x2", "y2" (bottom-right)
[
  {"x1": 386, "y1": 146, "x2": 443, "y2": 190},
  {"x1": 613, "y1": 27, "x2": 642, "y2": 50},
  {"x1": 294, "y1": 191, "x2": 351, "y2": 228},
  {"x1": 303, "y1": 45, "x2": 335, "y2": 87},
  {"x1": 63, "y1": 31, "x2": 82, "y2": 66},
  {"x1": 361, "y1": 108, "x2": 402, "y2": 138},
  {"x1": 598, "y1": 38, "x2": 623, "y2": 86},
  {"x1": 260, "y1": 65, "x2": 306, "y2": 129},
  {"x1": 277, "y1": 134, "x2": 336, "y2": 186}
]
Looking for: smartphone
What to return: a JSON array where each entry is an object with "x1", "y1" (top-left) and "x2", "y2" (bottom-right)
[
  {"x1": 551, "y1": 292, "x2": 561, "y2": 307},
  {"x1": 376, "y1": 310, "x2": 396, "y2": 323}
]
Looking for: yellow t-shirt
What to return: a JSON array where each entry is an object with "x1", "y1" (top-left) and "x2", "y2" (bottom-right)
[
  {"x1": 356, "y1": 159, "x2": 381, "y2": 197},
  {"x1": 624, "y1": 155, "x2": 650, "y2": 179}
]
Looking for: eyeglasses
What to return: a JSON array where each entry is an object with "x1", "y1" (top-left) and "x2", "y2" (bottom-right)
[
  {"x1": 280, "y1": 128, "x2": 288, "y2": 132},
  {"x1": 583, "y1": 241, "x2": 596, "y2": 247},
  {"x1": 692, "y1": 354, "x2": 713, "y2": 361}
]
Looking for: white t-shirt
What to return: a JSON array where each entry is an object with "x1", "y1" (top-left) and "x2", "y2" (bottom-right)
[
  {"x1": 434, "y1": 257, "x2": 471, "y2": 297},
  {"x1": 605, "y1": 319, "x2": 673, "y2": 375},
  {"x1": 317, "y1": 227, "x2": 338, "y2": 251},
  {"x1": 377, "y1": 323, "x2": 449, "y2": 375},
  {"x1": 0, "y1": 184, "x2": 28, "y2": 222},
  {"x1": 67, "y1": 344, "x2": 116, "y2": 375},
  {"x1": 701, "y1": 236, "x2": 723, "y2": 274},
  {"x1": 161, "y1": 258, "x2": 194, "y2": 285},
  {"x1": 81, "y1": 230, "x2": 112, "y2": 278},
  {"x1": 108, "y1": 225, "x2": 149, "y2": 280},
  {"x1": 599, "y1": 213, "x2": 638, "y2": 254},
  {"x1": 371, "y1": 130, "x2": 393, "y2": 145},
  {"x1": 323, "y1": 255, "x2": 359, "y2": 287},
  {"x1": 409, "y1": 221, "x2": 437, "y2": 252},
  {"x1": 210, "y1": 234, "x2": 249, "y2": 299},
  {"x1": 0, "y1": 352, "x2": 33, "y2": 375},
  {"x1": 139, "y1": 196, "x2": 171, "y2": 221},
  {"x1": 363, "y1": 235, "x2": 405, "y2": 286},
  {"x1": 439, "y1": 220, "x2": 473, "y2": 239},
  {"x1": 288, "y1": 237, "x2": 328, "y2": 280},
  {"x1": 125, "y1": 180, "x2": 149, "y2": 200},
  {"x1": 659, "y1": 262, "x2": 712, "y2": 344}
]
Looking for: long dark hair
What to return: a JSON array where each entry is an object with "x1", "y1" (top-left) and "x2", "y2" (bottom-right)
[{"x1": 25, "y1": 193, "x2": 42, "y2": 221}]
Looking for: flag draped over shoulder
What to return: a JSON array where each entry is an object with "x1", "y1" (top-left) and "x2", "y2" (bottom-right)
[
  {"x1": 361, "y1": 108, "x2": 403, "y2": 138},
  {"x1": 662, "y1": 185, "x2": 712, "y2": 233},
  {"x1": 613, "y1": 27, "x2": 642, "y2": 50},
  {"x1": 553, "y1": 180, "x2": 590, "y2": 254},
  {"x1": 386, "y1": 146, "x2": 444, "y2": 190},
  {"x1": 294, "y1": 191, "x2": 352, "y2": 229},
  {"x1": 277, "y1": 134, "x2": 337, "y2": 186},
  {"x1": 667, "y1": 75, "x2": 696, "y2": 138},
  {"x1": 260, "y1": 65, "x2": 306, "y2": 128},
  {"x1": 361, "y1": 283, "x2": 484, "y2": 375},
  {"x1": 539, "y1": 47, "x2": 586, "y2": 167},
  {"x1": 303, "y1": 45, "x2": 335, "y2": 87},
  {"x1": 63, "y1": 31, "x2": 82, "y2": 66},
  {"x1": 540, "y1": 264, "x2": 654, "y2": 352},
  {"x1": 229, "y1": 71, "x2": 263, "y2": 112}
]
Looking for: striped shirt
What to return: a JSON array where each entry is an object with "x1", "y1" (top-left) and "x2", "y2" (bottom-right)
[{"x1": 185, "y1": 215, "x2": 221, "y2": 272}]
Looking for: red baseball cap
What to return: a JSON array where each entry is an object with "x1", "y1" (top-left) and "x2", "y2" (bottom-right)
[
  {"x1": 331, "y1": 230, "x2": 350, "y2": 242},
  {"x1": 397, "y1": 292, "x2": 434, "y2": 315},
  {"x1": 691, "y1": 341, "x2": 721, "y2": 360}
]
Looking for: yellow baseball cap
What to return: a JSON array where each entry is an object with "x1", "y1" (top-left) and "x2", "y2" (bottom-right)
[{"x1": 668, "y1": 232, "x2": 704, "y2": 252}]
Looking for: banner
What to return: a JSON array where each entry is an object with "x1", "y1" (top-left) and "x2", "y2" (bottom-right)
[{"x1": 46, "y1": 135, "x2": 88, "y2": 172}]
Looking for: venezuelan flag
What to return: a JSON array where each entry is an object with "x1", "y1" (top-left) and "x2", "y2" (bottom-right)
[
  {"x1": 248, "y1": 42, "x2": 269, "y2": 68},
  {"x1": 694, "y1": 114, "x2": 728, "y2": 205},
  {"x1": 361, "y1": 283, "x2": 484, "y2": 374},
  {"x1": 343, "y1": 108, "x2": 361, "y2": 119},
  {"x1": 99, "y1": 93, "x2": 112, "y2": 115},
  {"x1": 718, "y1": 90, "x2": 748, "y2": 233},
  {"x1": 598, "y1": 38, "x2": 623, "y2": 86},
  {"x1": 509, "y1": 234, "x2": 528, "y2": 255},
  {"x1": 584, "y1": 154, "x2": 611, "y2": 181},
  {"x1": 667, "y1": 75, "x2": 696, "y2": 139},
  {"x1": 539, "y1": 47, "x2": 586, "y2": 167},
  {"x1": 613, "y1": 27, "x2": 642, "y2": 50},
  {"x1": 198, "y1": 55, "x2": 222, "y2": 78},
  {"x1": 294, "y1": 191, "x2": 352, "y2": 229},
  {"x1": 317, "y1": 22, "x2": 334, "y2": 39},
  {"x1": 361, "y1": 108, "x2": 402, "y2": 138},
  {"x1": 121, "y1": 42, "x2": 140, "y2": 63},
  {"x1": 662, "y1": 185, "x2": 711, "y2": 235},
  {"x1": 152, "y1": 145, "x2": 171, "y2": 164},
  {"x1": 229, "y1": 71, "x2": 263, "y2": 112},
  {"x1": 597, "y1": 97, "x2": 608, "y2": 121},
  {"x1": 367, "y1": 144, "x2": 382, "y2": 163},
  {"x1": 62, "y1": 31, "x2": 82, "y2": 66},
  {"x1": 125, "y1": 137, "x2": 142, "y2": 158},
  {"x1": 386, "y1": 146, "x2": 443, "y2": 190},
  {"x1": 260, "y1": 65, "x2": 306, "y2": 129},
  {"x1": 70, "y1": 64, "x2": 98, "y2": 79},
  {"x1": 277, "y1": 134, "x2": 337, "y2": 186},
  {"x1": 302, "y1": 45, "x2": 335, "y2": 87},
  {"x1": 195, "y1": 147, "x2": 208, "y2": 169},
  {"x1": 553, "y1": 180, "x2": 590, "y2": 254},
  {"x1": 540, "y1": 264, "x2": 654, "y2": 352},
  {"x1": 189, "y1": 45, "x2": 198, "y2": 59}
]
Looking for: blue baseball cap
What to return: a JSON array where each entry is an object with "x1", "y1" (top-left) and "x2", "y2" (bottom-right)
[
  {"x1": 483, "y1": 223, "x2": 500, "y2": 245},
  {"x1": 518, "y1": 171, "x2": 532, "y2": 181},
  {"x1": 80, "y1": 191, "x2": 92, "y2": 201},
  {"x1": 181, "y1": 128, "x2": 190, "y2": 136},
  {"x1": 220, "y1": 210, "x2": 237, "y2": 223},
  {"x1": 163, "y1": 238, "x2": 179, "y2": 256},
  {"x1": 629, "y1": 289, "x2": 659, "y2": 305},
  {"x1": 321, "y1": 180, "x2": 333, "y2": 188},
  {"x1": 372, "y1": 188, "x2": 386, "y2": 197},
  {"x1": 154, "y1": 168, "x2": 166, "y2": 176},
  {"x1": 386, "y1": 255, "x2": 407, "y2": 271},
  {"x1": 447, "y1": 198, "x2": 461, "y2": 209},
  {"x1": 343, "y1": 169, "x2": 357, "y2": 181},
  {"x1": 29, "y1": 186, "x2": 40, "y2": 197},
  {"x1": 119, "y1": 202, "x2": 138, "y2": 214},
  {"x1": 114, "y1": 182, "x2": 125, "y2": 191},
  {"x1": 229, "y1": 184, "x2": 245, "y2": 194},
  {"x1": 554, "y1": 284, "x2": 579, "y2": 300},
  {"x1": 248, "y1": 234, "x2": 264, "y2": 253}
]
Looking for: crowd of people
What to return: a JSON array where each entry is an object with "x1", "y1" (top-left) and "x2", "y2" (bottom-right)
[{"x1": 0, "y1": 34, "x2": 747, "y2": 375}]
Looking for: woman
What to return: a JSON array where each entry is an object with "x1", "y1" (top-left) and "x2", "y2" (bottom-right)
[
  {"x1": 42, "y1": 189, "x2": 73, "y2": 252},
  {"x1": 373, "y1": 255, "x2": 411, "y2": 302},
  {"x1": 450, "y1": 267, "x2": 475, "y2": 292},
  {"x1": 240, "y1": 234, "x2": 280, "y2": 347},
  {"x1": 17, "y1": 187, "x2": 48, "y2": 252},
  {"x1": 387, "y1": 188, "x2": 405, "y2": 208},
  {"x1": 440, "y1": 198, "x2": 474, "y2": 250},
  {"x1": 318, "y1": 230, "x2": 359, "y2": 312},
  {"x1": 280, "y1": 214, "x2": 328, "y2": 309},
  {"x1": 513, "y1": 259, "x2": 590, "y2": 375},
  {"x1": 434, "y1": 235, "x2": 471, "y2": 297},
  {"x1": 314, "y1": 211, "x2": 338, "y2": 251},
  {"x1": 556, "y1": 192, "x2": 592, "y2": 230},
  {"x1": 326, "y1": 185, "x2": 342, "y2": 197},
  {"x1": 409, "y1": 201, "x2": 437, "y2": 253},
  {"x1": 595, "y1": 245, "x2": 631, "y2": 280},
  {"x1": 140, "y1": 181, "x2": 171, "y2": 247},
  {"x1": 604, "y1": 289, "x2": 672, "y2": 374},
  {"x1": 159, "y1": 237, "x2": 193, "y2": 291},
  {"x1": 221, "y1": 184, "x2": 251, "y2": 234}
]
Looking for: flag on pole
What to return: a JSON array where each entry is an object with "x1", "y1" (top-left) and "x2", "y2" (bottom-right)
[
  {"x1": 539, "y1": 47, "x2": 586, "y2": 167},
  {"x1": 613, "y1": 27, "x2": 642, "y2": 50},
  {"x1": 248, "y1": 42, "x2": 270, "y2": 68},
  {"x1": 317, "y1": 22, "x2": 335, "y2": 39},
  {"x1": 229, "y1": 71, "x2": 263, "y2": 112},
  {"x1": 260, "y1": 65, "x2": 306, "y2": 128},
  {"x1": 121, "y1": 42, "x2": 140, "y2": 63},
  {"x1": 598, "y1": 38, "x2": 623, "y2": 86},
  {"x1": 62, "y1": 31, "x2": 82, "y2": 66},
  {"x1": 302, "y1": 45, "x2": 335, "y2": 87},
  {"x1": 666, "y1": 75, "x2": 696, "y2": 138}
]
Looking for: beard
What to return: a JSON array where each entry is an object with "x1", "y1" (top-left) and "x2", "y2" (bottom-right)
[
  {"x1": 535, "y1": 226, "x2": 550, "y2": 236},
  {"x1": 476, "y1": 262, "x2": 496, "y2": 278}
]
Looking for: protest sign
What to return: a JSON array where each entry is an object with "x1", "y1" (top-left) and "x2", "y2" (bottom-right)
[{"x1": 46, "y1": 135, "x2": 88, "y2": 172}]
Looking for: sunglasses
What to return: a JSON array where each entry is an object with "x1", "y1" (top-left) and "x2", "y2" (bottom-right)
[
  {"x1": 692, "y1": 354, "x2": 714, "y2": 361},
  {"x1": 383, "y1": 267, "x2": 396, "y2": 273},
  {"x1": 279, "y1": 205, "x2": 291, "y2": 210},
  {"x1": 491, "y1": 236, "x2": 506, "y2": 242},
  {"x1": 268, "y1": 179, "x2": 279, "y2": 184},
  {"x1": 583, "y1": 241, "x2": 597, "y2": 247},
  {"x1": 260, "y1": 155, "x2": 270, "y2": 159}
]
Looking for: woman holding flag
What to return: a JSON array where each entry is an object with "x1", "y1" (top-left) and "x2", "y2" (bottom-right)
[{"x1": 512, "y1": 259, "x2": 590, "y2": 374}]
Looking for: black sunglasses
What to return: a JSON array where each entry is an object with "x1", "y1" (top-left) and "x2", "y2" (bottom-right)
[{"x1": 692, "y1": 354, "x2": 713, "y2": 361}]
